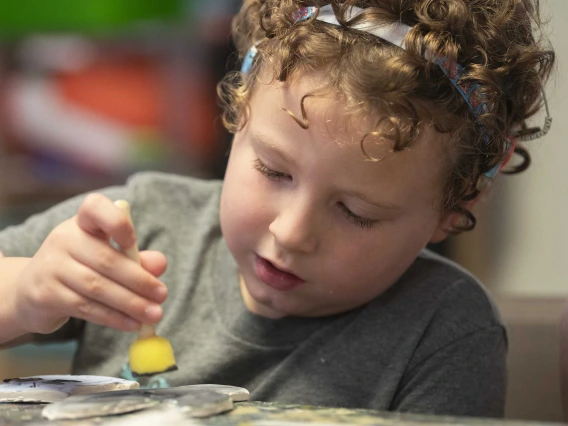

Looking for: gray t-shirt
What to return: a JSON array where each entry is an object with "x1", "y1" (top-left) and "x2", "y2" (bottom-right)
[{"x1": 0, "y1": 172, "x2": 506, "y2": 417}]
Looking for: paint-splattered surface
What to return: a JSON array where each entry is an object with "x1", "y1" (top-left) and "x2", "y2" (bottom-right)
[{"x1": 0, "y1": 401, "x2": 564, "y2": 425}]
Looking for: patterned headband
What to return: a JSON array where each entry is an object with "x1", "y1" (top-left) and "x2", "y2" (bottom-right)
[
  {"x1": 241, "y1": 4, "x2": 535, "y2": 180},
  {"x1": 295, "y1": 5, "x2": 491, "y2": 120}
]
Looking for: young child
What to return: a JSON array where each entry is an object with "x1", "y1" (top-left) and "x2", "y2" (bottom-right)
[{"x1": 0, "y1": 0, "x2": 554, "y2": 418}]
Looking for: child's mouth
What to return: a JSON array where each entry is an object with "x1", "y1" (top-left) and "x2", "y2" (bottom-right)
[{"x1": 254, "y1": 255, "x2": 305, "y2": 291}]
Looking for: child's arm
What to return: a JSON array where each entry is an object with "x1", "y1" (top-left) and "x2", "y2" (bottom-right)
[
  {"x1": 0, "y1": 257, "x2": 35, "y2": 344},
  {"x1": 0, "y1": 193, "x2": 168, "y2": 345}
]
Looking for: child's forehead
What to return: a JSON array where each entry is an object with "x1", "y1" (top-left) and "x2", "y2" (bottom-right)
[
  {"x1": 248, "y1": 76, "x2": 451, "y2": 192},
  {"x1": 250, "y1": 69, "x2": 446, "y2": 151},
  {"x1": 252, "y1": 69, "x2": 376, "y2": 136}
]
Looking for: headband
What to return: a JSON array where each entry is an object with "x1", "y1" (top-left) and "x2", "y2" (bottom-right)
[
  {"x1": 241, "y1": 4, "x2": 532, "y2": 180},
  {"x1": 295, "y1": 5, "x2": 491, "y2": 120}
]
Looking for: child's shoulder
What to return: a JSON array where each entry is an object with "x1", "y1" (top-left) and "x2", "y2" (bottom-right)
[
  {"x1": 120, "y1": 172, "x2": 224, "y2": 232},
  {"x1": 362, "y1": 248, "x2": 503, "y2": 345},
  {"x1": 399, "y1": 248, "x2": 503, "y2": 333},
  {"x1": 126, "y1": 171, "x2": 223, "y2": 203},
  {"x1": 122, "y1": 172, "x2": 222, "y2": 214},
  {"x1": 415, "y1": 249, "x2": 497, "y2": 313}
]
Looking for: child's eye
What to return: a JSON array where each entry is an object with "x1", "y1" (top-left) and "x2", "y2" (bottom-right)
[
  {"x1": 253, "y1": 158, "x2": 290, "y2": 181},
  {"x1": 338, "y1": 202, "x2": 379, "y2": 229}
]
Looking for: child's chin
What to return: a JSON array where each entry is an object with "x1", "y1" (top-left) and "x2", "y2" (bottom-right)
[{"x1": 241, "y1": 277, "x2": 282, "y2": 317}]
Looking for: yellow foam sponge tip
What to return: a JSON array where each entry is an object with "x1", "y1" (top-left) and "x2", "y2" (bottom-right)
[{"x1": 129, "y1": 335, "x2": 177, "y2": 377}]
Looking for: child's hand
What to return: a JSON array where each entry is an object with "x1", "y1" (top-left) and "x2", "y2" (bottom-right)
[{"x1": 11, "y1": 193, "x2": 168, "y2": 335}]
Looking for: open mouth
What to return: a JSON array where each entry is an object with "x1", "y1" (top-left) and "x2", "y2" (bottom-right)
[{"x1": 254, "y1": 255, "x2": 305, "y2": 291}]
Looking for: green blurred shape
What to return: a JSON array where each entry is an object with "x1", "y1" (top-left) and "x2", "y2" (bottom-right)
[{"x1": 0, "y1": 0, "x2": 184, "y2": 37}]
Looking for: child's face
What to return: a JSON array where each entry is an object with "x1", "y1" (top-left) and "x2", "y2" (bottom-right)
[{"x1": 220, "y1": 71, "x2": 452, "y2": 319}]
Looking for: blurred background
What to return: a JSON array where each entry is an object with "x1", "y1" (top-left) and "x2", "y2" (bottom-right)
[{"x1": 0, "y1": 0, "x2": 565, "y2": 423}]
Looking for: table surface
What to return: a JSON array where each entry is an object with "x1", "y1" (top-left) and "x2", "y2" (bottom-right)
[{"x1": 0, "y1": 401, "x2": 565, "y2": 426}]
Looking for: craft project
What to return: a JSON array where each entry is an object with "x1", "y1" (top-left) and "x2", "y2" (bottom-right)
[
  {"x1": 42, "y1": 387, "x2": 237, "y2": 420},
  {"x1": 176, "y1": 384, "x2": 249, "y2": 402},
  {"x1": 0, "y1": 375, "x2": 139, "y2": 403}
]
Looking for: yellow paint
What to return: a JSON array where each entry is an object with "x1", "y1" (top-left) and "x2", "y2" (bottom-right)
[{"x1": 128, "y1": 335, "x2": 176, "y2": 376}]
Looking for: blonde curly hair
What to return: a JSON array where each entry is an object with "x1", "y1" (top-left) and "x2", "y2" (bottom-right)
[{"x1": 218, "y1": 0, "x2": 555, "y2": 232}]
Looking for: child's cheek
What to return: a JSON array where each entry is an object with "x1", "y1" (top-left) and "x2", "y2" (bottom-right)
[
  {"x1": 236, "y1": 182, "x2": 271, "y2": 236},
  {"x1": 220, "y1": 176, "x2": 267, "y2": 250}
]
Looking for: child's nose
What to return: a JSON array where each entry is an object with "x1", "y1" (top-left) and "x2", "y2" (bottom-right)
[{"x1": 268, "y1": 201, "x2": 318, "y2": 253}]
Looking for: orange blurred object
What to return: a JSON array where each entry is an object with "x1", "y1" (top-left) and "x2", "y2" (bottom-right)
[
  {"x1": 56, "y1": 57, "x2": 219, "y2": 160},
  {"x1": 57, "y1": 58, "x2": 160, "y2": 127}
]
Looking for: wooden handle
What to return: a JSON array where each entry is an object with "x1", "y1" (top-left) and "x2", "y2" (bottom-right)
[
  {"x1": 113, "y1": 200, "x2": 141, "y2": 264},
  {"x1": 114, "y1": 199, "x2": 156, "y2": 339}
]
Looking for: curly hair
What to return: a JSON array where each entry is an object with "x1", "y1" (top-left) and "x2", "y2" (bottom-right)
[{"x1": 218, "y1": 0, "x2": 555, "y2": 232}]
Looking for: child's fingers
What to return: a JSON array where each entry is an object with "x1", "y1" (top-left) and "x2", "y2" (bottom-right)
[
  {"x1": 22, "y1": 279, "x2": 139, "y2": 334},
  {"x1": 139, "y1": 251, "x2": 168, "y2": 278},
  {"x1": 66, "y1": 233, "x2": 167, "y2": 304},
  {"x1": 75, "y1": 193, "x2": 136, "y2": 249},
  {"x1": 57, "y1": 285, "x2": 141, "y2": 332},
  {"x1": 57, "y1": 261, "x2": 163, "y2": 325}
]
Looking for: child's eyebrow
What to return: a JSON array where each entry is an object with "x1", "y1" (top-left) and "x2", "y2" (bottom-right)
[
  {"x1": 251, "y1": 132, "x2": 300, "y2": 168},
  {"x1": 344, "y1": 191, "x2": 401, "y2": 211}
]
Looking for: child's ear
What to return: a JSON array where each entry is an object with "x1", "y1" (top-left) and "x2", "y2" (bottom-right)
[
  {"x1": 429, "y1": 212, "x2": 459, "y2": 243},
  {"x1": 429, "y1": 179, "x2": 493, "y2": 243}
]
